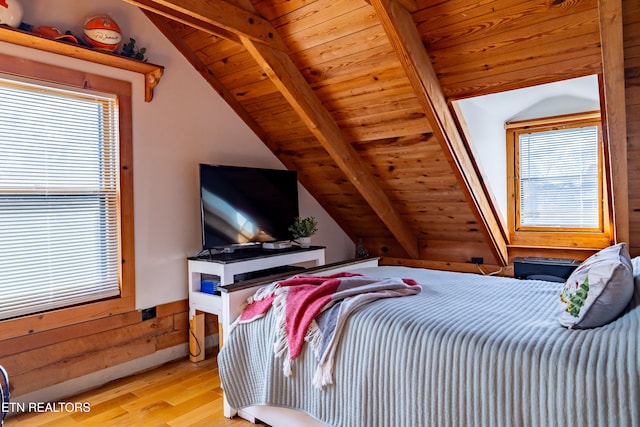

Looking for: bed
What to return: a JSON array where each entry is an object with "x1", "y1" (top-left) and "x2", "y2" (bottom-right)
[{"x1": 217, "y1": 253, "x2": 640, "y2": 427}]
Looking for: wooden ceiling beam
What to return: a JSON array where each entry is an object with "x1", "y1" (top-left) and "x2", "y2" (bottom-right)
[
  {"x1": 241, "y1": 36, "x2": 420, "y2": 259},
  {"x1": 129, "y1": 0, "x2": 239, "y2": 43},
  {"x1": 598, "y1": 0, "x2": 629, "y2": 244},
  {"x1": 141, "y1": 11, "x2": 266, "y2": 142},
  {"x1": 122, "y1": 0, "x2": 287, "y2": 51},
  {"x1": 370, "y1": 0, "x2": 508, "y2": 265},
  {"x1": 143, "y1": 10, "x2": 361, "y2": 246},
  {"x1": 141, "y1": 2, "x2": 413, "y2": 254}
]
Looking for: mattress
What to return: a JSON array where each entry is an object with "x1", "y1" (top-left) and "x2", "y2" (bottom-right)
[{"x1": 218, "y1": 266, "x2": 640, "y2": 427}]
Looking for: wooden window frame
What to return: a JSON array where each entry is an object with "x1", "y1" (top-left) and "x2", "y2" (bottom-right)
[
  {"x1": 506, "y1": 112, "x2": 612, "y2": 249},
  {"x1": 0, "y1": 53, "x2": 135, "y2": 340}
]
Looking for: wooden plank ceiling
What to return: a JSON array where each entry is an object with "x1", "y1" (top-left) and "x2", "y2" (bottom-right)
[{"x1": 123, "y1": 0, "x2": 632, "y2": 267}]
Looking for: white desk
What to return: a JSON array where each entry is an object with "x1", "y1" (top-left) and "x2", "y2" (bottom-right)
[{"x1": 187, "y1": 246, "x2": 326, "y2": 361}]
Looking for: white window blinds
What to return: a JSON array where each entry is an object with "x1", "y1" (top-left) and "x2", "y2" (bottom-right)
[
  {"x1": 0, "y1": 76, "x2": 121, "y2": 320},
  {"x1": 518, "y1": 125, "x2": 599, "y2": 229}
]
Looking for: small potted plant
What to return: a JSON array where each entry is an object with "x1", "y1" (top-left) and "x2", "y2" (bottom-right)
[{"x1": 288, "y1": 216, "x2": 318, "y2": 248}]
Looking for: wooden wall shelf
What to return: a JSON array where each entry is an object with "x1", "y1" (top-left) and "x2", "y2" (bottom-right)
[{"x1": 0, "y1": 26, "x2": 164, "y2": 102}]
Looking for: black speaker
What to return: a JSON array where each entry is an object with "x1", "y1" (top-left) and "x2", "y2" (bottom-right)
[{"x1": 513, "y1": 257, "x2": 581, "y2": 282}]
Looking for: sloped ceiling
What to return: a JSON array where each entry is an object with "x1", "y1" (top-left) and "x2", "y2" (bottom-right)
[{"x1": 122, "y1": 0, "x2": 631, "y2": 268}]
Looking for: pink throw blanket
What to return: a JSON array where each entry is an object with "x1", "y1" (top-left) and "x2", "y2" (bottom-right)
[{"x1": 235, "y1": 272, "x2": 421, "y2": 387}]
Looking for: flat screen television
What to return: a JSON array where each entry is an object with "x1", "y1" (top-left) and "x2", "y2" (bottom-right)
[{"x1": 199, "y1": 164, "x2": 299, "y2": 250}]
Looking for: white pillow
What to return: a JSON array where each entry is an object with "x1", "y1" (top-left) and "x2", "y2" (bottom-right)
[
  {"x1": 559, "y1": 243, "x2": 634, "y2": 329},
  {"x1": 631, "y1": 256, "x2": 640, "y2": 282}
]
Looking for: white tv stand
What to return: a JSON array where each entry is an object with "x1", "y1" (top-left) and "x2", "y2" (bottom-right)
[{"x1": 187, "y1": 246, "x2": 326, "y2": 362}]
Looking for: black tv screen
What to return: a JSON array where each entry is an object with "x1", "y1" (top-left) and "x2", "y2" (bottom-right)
[{"x1": 199, "y1": 164, "x2": 299, "y2": 249}]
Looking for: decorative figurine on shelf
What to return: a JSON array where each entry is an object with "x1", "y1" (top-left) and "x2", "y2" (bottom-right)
[
  {"x1": 83, "y1": 14, "x2": 122, "y2": 51},
  {"x1": 0, "y1": 0, "x2": 23, "y2": 28},
  {"x1": 121, "y1": 37, "x2": 147, "y2": 61},
  {"x1": 289, "y1": 216, "x2": 318, "y2": 248},
  {"x1": 355, "y1": 238, "x2": 370, "y2": 258}
]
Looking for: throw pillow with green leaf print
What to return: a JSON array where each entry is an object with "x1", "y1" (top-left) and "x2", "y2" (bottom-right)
[{"x1": 559, "y1": 243, "x2": 634, "y2": 329}]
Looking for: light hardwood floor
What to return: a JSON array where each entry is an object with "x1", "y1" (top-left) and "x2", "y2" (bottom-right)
[{"x1": 6, "y1": 357, "x2": 263, "y2": 426}]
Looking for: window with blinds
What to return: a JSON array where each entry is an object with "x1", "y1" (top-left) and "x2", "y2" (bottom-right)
[
  {"x1": 0, "y1": 76, "x2": 121, "y2": 320},
  {"x1": 517, "y1": 125, "x2": 600, "y2": 229}
]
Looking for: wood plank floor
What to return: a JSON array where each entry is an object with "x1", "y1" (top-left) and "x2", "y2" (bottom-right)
[{"x1": 6, "y1": 357, "x2": 264, "y2": 426}]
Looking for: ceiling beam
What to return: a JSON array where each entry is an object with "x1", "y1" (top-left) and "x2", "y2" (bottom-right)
[
  {"x1": 141, "y1": 11, "x2": 266, "y2": 142},
  {"x1": 369, "y1": 0, "x2": 508, "y2": 265},
  {"x1": 142, "y1": 10, "x2": 361, "y2": 244},
  {"x1": 121, "y1": 0, "x2": 287, "y2": 51},
  {"x1": 598, "y1": 0, "x2": 629, "y2": 244},
  {"x1": 241, "y1": 36, "x2": 420, "y2": 259},
  {"x1": 139, "y1": 1, "x2": 413, "y2": 254}
]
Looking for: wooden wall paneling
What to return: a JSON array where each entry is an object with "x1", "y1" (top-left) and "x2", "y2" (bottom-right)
[
  {"x1": 418, "y1": 0, "x2": 602, "y2": 99},
  {"x1": 253, "y1": 0, "x2": 316, "y2": 21},
  {"x1": 420, "y1": 1, "x2": 598, "y2": 51},
  {"x1": 371, "y1": 0, "x2": 507, "y2": 265},
  {"x1": 419, "y1": 239, "x2": 498, "y2": 265},
  {"x1": 341, "y1": 118, "x2": 431, "y2": 142},
  {"x1": 269, "y1": 0, "x2": 365, "y2": 35},
  {"x1": 225, "y1": 78, "x2": 282, "y2": 102},
  {"x1": 352, "y1": 134, "x2": 440, "y2": 156},
  {"x1": 13, "y1": 340, "x2": 158, "y2": 397},
  {"x1": 262, "y1": 123, "x2": 317, "y2": 142},
  {"x1": 430, "y1": 8, "x2": 600, "y2": 68},
  {"x1": 0, "y1": 311, "x2": 142, "y2": 358},
  {"x1": 338, "y1": 108, "x2": 430, "y2": 137},
  {"x1": 378, "y1": 175, "x2": 461, "y2": 192},
  {"x1": 7, "y1": 319, "x2": 172, "y2": 396},
  {"x1": 155, "y1": 300, "x2": 188, "y2": 317},
  {"x1": 314, "y1": 69, "x2": 413, "y2": 105},
  {"x1": 157, "y1": 311, "x2": 190, "y2": 350},
  {"x1": 301, "y1": 48, "x2": 403, "y2": 89},
  {"x1": 0, "y1": 300, "x2": 192, "y2": 397},
  {"x1": 291, "y1": 25, "x2": 391, "y2": 71},
  {"x1": 219, "y1": 66, "x2": 274, "y2": 93},
  {"x1": 202, "y1": 49, "x2": 258, "y2": 76},
  {"x1": 198, "y1": 41, "x2": 251, "y2": 70},
  {"x1": 413, "y1": 0, "x2": 517, "y2": 31},
  {"x1": 278, "y1": 5, "x2": 378, "y2": 54},
  {"x1": 439, "y1": 42, "x2": 602, "y2": 99},
  {"x1": 381, "y1": 256, "x2": 512, "y2": 276},
  {"x1": 434, "y1": 29, "x2": 601, "y2": 86},
  {"x1": 360, "y1": 237, "x2": 411, "y2": 258},
  {"x1": 4, "y1": 318, "x2": 172, "y2": 376},
  {"x1": 179, "y1": 28, "x2": 220, "y2": 52},
  {"x1": 241, "y1": 36, "x2": 420, "y2": 258},
  {"x1": 327, "y1": 86, "x2": 421, "y2": 118}
]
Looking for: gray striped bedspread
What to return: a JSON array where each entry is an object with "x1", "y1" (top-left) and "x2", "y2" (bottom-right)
[{"x1": 218, "y1": 266, "x2": 640, "y2": 427}]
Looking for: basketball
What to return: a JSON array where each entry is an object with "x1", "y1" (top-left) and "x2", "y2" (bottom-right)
[
  {"x1": 0, "y1": 0, "x2": 24, "y2": 28},
  {"x1": 83, "y1": 14, "x2": 122, "y2": 51}
]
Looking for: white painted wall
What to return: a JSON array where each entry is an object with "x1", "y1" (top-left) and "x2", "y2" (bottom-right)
[
  {"x1": 10, "y1": 0, "x2": 354, "y2": 310},
  {"x1": 455, "y1": 75, "x2": 600, "y2": 225}
]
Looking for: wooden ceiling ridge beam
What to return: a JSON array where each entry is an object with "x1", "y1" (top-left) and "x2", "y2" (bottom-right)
[
  {"x1": 370, "y1": 0, "x2": 508, "y2": 266},
  {"x1": 122, "y1": 0, "x2": 287, "y2": 51},
  {"x1": 598, "y1": 0, "x2": 629, "y2": 245},
  {"x1": 240, "y1": 36, "x2": 420, "y2": 259}
]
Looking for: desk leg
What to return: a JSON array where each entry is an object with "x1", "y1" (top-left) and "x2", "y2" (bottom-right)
[
  {"x1": 189, "y1": 311, "x2": 205, "y2": 363},
  {"x1": 218, "y1": 321, "x2": 224, "y2": 350}
]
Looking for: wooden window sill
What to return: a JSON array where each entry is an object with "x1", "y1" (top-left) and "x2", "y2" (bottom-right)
[{"x1": 0, "y1": 26, "x2": 163, "y2": 102}]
